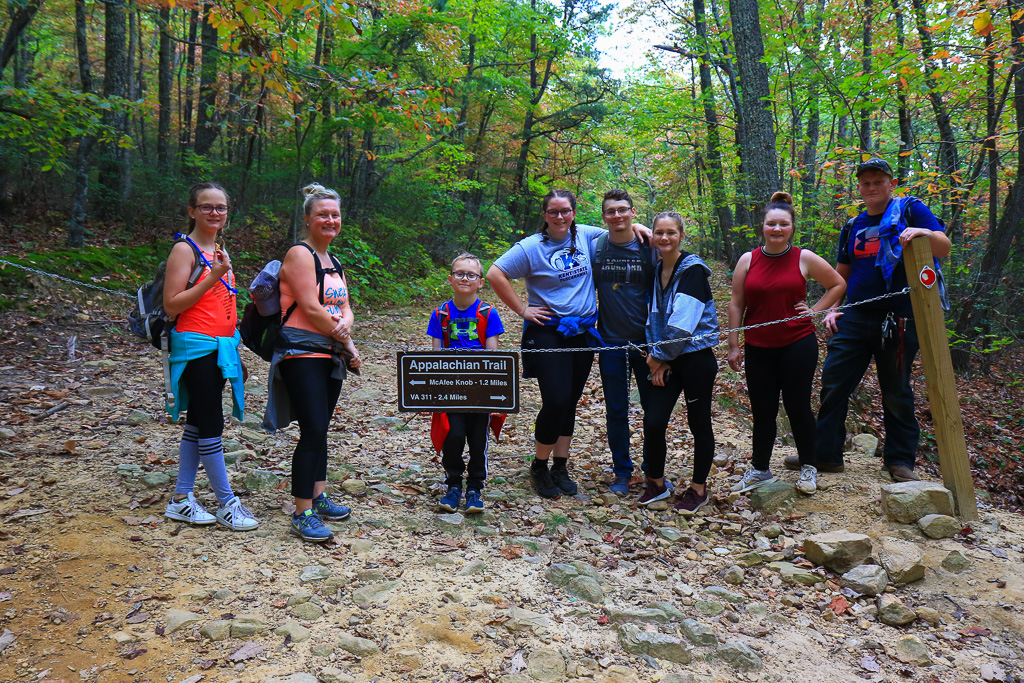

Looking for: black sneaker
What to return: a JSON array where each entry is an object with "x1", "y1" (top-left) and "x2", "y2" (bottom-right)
[
  {"x1": 550, "y1": 464, "x2": 578, "y2": 495},
  {"x1": 531, "y1": 461, "x2": 560, "y2": 499}
]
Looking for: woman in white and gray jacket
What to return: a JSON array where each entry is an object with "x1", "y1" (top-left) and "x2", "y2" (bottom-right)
[{"x1": 641, "y1": 212, "x2": 720, "y2": 513}]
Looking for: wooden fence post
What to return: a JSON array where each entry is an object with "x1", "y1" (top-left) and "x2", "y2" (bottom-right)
[{"x1": 904, "y1": 236, "x2": 978, "y2": 520}]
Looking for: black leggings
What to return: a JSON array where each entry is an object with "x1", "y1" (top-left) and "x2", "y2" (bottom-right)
[
  {"x1": 745, "y1": 332, "x2": 818, "y2": 469},
  {"x1": 182, "y1": 352, "x2": 226, "y2": 438},
  {"x1": 642, "y1": 348, "x2": 718, "y2": 483},
  {"x1": 521, "y1": 325, "x2": 594, "y2": 446},
  {"x1": 442, "y1": 412, "x2": 489, "y2": 490},
  {"x1": 279, "y1": 357, "x2": 343, "y2": 499}
]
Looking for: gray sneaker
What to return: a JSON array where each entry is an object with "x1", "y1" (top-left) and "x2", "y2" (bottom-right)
[
  {"x1": 795, "y1": 465, "x2": 817, "y2": 494},
  {"x1": 730, "y1": 468, "x2": 775, "y2": 493}
]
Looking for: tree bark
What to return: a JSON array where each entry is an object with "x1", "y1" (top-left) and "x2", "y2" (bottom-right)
[
  {"x1": 178, "y1": 8, "x2": 198, "y2": 161},
  {"x1": 0, "y1": 0, "x2": 41, "y2": 79},
  {"x1": 891, "y1": 0, "x2": 912, "y2": 181},
  {"x1": 798, "y1": 0, "x2": 826, "y2": 231},
  {"x1": 192, "y1": 2, "x2": 221, "y2": 160},
  {"x1": 99, "y1": 0, "x2": 129, "y2": 216},
  {"x1": 859, "y1": 0, "x2": 873, "y2": 151},
  {"x1": 157, "y1": 4, "x2": 172, "y2": 171},
  {"x1": 69, "y1": 0, "x2": 94, "y2": 248},
  {"x1": 729, "y1": 0, "x2": 780, "y2": 232}
]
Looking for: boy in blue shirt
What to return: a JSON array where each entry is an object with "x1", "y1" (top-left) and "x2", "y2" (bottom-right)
[{"x1": 427, "y1": 253, "x2": 505, "y2": 513}]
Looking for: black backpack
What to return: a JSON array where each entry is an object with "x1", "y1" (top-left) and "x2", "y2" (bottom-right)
[
  {"x1": 128, "y1": 237, "x2": 205, "y2": 350},
  {"x1": 239, "y1": 243, "x2": 344, "y2": 362}
]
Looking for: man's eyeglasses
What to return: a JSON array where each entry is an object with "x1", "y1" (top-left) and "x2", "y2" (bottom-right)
[
  {"x1": 544, "y1": 208, "x2": 574, "y2": 217},
  {"x1": 451, "y1": 271, "x2": 482, "y2": 281},
  {"x1": 603, "y1": 207, "x2": 633, "y2": 217},
  {"x1": 196, "y1": 204, "x2": 229, "y2": 215}
]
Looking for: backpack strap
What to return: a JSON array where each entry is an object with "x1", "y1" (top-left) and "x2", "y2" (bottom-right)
[
  {"x1": 173, "y1": 236, "x2": 205, "y2": 289},
  {"x1": 437, "y1": 301, "x2": 490, "y2": 348},
  {"x1": 281, "y1": 242, "x2": 325, "y2": 327},
  {"x1": 592, "y1": 233, "x2": 609, "y2": 284},
  {"x1": 476, "y1": 302, "x2": 491, "y2": 346},
  {"x1": 437, "y1": 302, "x2": 452, "y2": 348}
]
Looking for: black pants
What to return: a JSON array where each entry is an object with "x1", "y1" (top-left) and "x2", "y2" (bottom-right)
[
  {"x1": 642, "y1": 347, "x2": 718, "y2": 483},
  {"x1": 442, "y1": 412, "x2": 489, "y2": 491},
  {"x1": 746, "y1": 333, "x2": 818, "y2": 470},
  {"x1": 279, "y1": 357, "x2": 343, "y2": 499},
  {"x1": 521, "y1": 325, "x2": 594, "y2": 446},
  {"x1": 182, "y1": 352, "x2": 226, "y2": 438}
]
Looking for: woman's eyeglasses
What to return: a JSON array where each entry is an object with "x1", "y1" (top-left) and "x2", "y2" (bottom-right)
[
  {"x1": 544, "y1": 208, "x2": 574, "y2": 217},
  {"x1": 451, "y1": 271, "x2": 482, "y2": 281},
  {"x1": 196, "y1": 204, "x2": 229, "y2": 215}
]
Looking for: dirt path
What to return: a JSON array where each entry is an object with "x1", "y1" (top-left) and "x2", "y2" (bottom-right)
[{"x1": 0, "y1": 301, "x2": 1022, "y2": 683}]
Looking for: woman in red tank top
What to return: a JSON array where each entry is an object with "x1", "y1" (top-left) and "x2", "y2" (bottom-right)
[{"x1": 726, "y1": 192, "x2": 846, "y2": 496}]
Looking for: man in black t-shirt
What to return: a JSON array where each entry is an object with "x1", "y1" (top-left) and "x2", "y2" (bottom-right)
[{"x1": 787, "y1": 158, "x2": 950, "y2": 481}]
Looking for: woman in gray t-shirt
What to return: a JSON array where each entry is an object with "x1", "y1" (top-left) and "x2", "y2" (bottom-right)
[{"x1": 487, "y1": 189, "x2": 606, "y2": 500}]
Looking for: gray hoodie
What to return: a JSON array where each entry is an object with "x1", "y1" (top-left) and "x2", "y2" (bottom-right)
[{"x1": 646, "y1": 252, "x2": 719, "y2": 361}]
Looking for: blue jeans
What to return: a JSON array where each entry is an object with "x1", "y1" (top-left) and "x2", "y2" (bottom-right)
[
  {"x1": 599, "y1": 344, "x2": 654, "y2": 477},
  {"x1": 816, "y1": 308, "x2": 920, "y2": 469}
]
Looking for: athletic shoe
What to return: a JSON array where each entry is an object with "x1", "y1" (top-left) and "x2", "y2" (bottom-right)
[
  {"x1": 290, "y1": 509, "x2": 333, "y2": 543},
  {"x1": 674, "y1": 486, "x2": 710, "y2": 513},
  {"x1": 730, "y1": 468, "x2": 775, "y2": 493},
  {"x1": 609, "y1": 475, "x2": 630, "y2": 496},
  {"x1": 885, "y1": 464, "x2": 920, "y2": 482},
  {"x1": 795, "y1": 465, "x2": 818, "y2": 494},
  {"x1": 313, "y1": 492, "x2": 352, "y2": 521},
  {"x1": 637, "y1": 479, "x2": 670, "y2": 506},
  {"x1": 165, "y1": 492, "x2": 216, "y2": 526},
  {"x1": 785, "y1": 455, "x2": 844, "y2": 473},
  {"x1": 464, "y1": 489, "x2": 484, "y2": 514},
  {"x1": 438, "y1": 486, "x2": 461, "y2": 512},
  {"x1": 216, "y1": 496, "x2": 259, "y2": 531},
  {"x1": 531, "y1": 461, "x2": 560, "y2": 499},
  {"x1": 550, "y1": 464, "x2": 578, "y2": 495}
]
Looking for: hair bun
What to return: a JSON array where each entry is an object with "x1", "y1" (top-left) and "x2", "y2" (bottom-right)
[
  {"x1": 770, "y1": 191, "x2": 793, "y2": 205},
  {"x1": 301, "y1": 183, "x2": 326, "y2": 198}
]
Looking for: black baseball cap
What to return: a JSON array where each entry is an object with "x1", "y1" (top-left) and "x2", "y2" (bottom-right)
[{"x1": 856, "y1": 157, "x2": 893, "y2": 178}]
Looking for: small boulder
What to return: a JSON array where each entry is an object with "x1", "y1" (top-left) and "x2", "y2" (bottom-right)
[
  {"x1": 767, "y1": 561, "x2": 822, "y2": 586},
  {"x1": 940, "y1": 549, "x2": 970, "y2": 573},
  {"x1": 351, "y1": 581, "x2": 400, "y2": 604},
  {"x1": 604, "y1": 606, "x2": 669, "y2": 624},
  {"x1": 841, "y1": 564, "x2": 889, "y2": 597},
  {"x1": 525, "y1": 648, "x2": 566, "y2": 682},
  {"x1": 289, "y1": 602, "x2": 324, "y2": 621},
  {"x1": 878, "y1": 595, "x2": 917, "y2": 626},
  {"x1": 230, "y1": 615, "x2": 269, "y2": 637},
  {"x1": 299, "y1": 565, "x2": 331, "y2": 583},
  {"x1": 892, "y1": 635, "x2": 932, "y2": 665},
  {"x1": 505, "y1": 607, "x2": 552, "y2": 634},
  {"x1": 851, "y1": 433, "x2": 879, "y2": 457},
  {"x1": 749, "y1": 482, "x2": 797, "y2": 511},
  {"x1": 721, "y1": 566, "x2": 745, "y2": 586},
  {"x1": 565, "y1": 576, "x2": 604, "y2": 603},
  {"x1": 200, "y1": 619, "x2": 231, "y2": 641},
  {"x1": 263, "y1": 675, "x2": 317, "y2": 683},
  {"x1": 340, "y1": 479, "x2": 367, "y2": 495},
  {"x1": 713, "y1": 641, "x2": 763, "y2": 671},
  {"x1": 140, "y1": 472, "x2": 170, "y2": 489},
  {"x1": 617, "y1": 623, "x2": 692, "y2": 664},
  {"x1": 918, "y1": 514, "x2": 962, "y2": 539},
  {"x1": 274, "y1": 620, "x2": 310, "y2": 643},
  {"x1": 336, "y1": 632, "x2": 379, "y2": 657},
  {"x1": 802, "y1": 530, "x2": 872, "y2": 573},
  {"x1": 318, "y1": 668, "x2": 355, "y2": 683},
  {"x1": 244, "y1": 469, "x2": 281, "y2": 491},
  {"x1": 544, "y1": 563, "x2": 579, "y2": 587},
  {"x1": 880, "y1": 482, "x2": 954, "y2": 523},
  {"x1": 877, "y1": 537, "x2": 925, "y2": 585},
  {"x1": 680, "y1": 618, "x2": 718, "y2": 647},
  {"x1": 165, "y1": 609, "x2": 202, "y2": 634}
]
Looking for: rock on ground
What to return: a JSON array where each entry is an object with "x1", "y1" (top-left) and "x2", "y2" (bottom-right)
[
  {"x1": 802, "y1": 530, "x2": 873, "y2": 572},
  {"x1": 877, "y1": 537, "x2": 925, "y2": 585},
  {"x1": 878, "y1": 595, "x2": 917, "y2": 626},
  {"x1": 616, "y1": 623, "x2": 692, "y2": 664},
  {"x1": 941, "y1": 549, "x2": 971, "y2": 573},
  {"x1": 880, "y1": 481, "x2": 954, "y2": 523},
  {"x1": 841, "y1": 564, "x2": 889, "y2": 596},
  {"x1": 918, "y1": 514, "x2": 962, "y2": 538},
  {"x1": 164, "y1": 609, "x2": 202, "y2": 634},
  {"x1": 526, "y1": 648, "x2": 566, "y2": 682},
  {"x1": 893, "y1": 635, "x2": 932, "y2": 665},
  {"x1": 749, "y1": 482, "x2": 797, "y2": 511},
  {"x1": 713, "y1": 641, "x2": 763, "y2": 671},
  {"x1": 336, "y1": 632, "x2": 379, "y2": 657}
]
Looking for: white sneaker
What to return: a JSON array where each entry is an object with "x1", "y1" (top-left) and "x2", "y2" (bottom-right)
[
  {"x1": 165, "y1": 492, "x2": 216, "y2": 525},
  {"x1": 216, "y1": 496, "x2": 259, "y2": 531},
  {"x1": 730, "y1": 468, "x2": 775, "y2": 493},
  {"x1": 796, "y1": 464, "x2": 817, "y2": 494}
]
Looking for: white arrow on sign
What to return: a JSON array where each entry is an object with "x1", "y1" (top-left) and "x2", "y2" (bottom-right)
[
  {"x1": 490, "y1": 396, "x2": 505, "y2": 400},
  {"x1": 410, "y1": 380, "x2": 425, "y2": 385}
]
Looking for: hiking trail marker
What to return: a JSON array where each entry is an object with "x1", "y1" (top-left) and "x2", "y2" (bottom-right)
[{"x1": 397, "y1": 351, "x2": 519, "y2": 413}]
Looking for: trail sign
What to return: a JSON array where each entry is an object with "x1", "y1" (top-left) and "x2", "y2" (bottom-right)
[{"x1": 397, "y1": 351, "x2": 519, "y2": 413}]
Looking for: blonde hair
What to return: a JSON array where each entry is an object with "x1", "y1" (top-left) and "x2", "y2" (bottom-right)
[
  {"x1": 301, "y1": 183, "x2": 341, "y2": 216},
  {"x1": 652, "y1": 211, "x2": 685, "y2": 232},
  {"x1": 450, "y1": 252, "x2": 483, "y2": 274}
]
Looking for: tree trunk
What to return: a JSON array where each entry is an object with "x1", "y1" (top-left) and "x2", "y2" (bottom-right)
[
  {"x1": 891, "y1": 0, "x2": 912, "y2": 181},
  {"x1": 178, "y1": 8, "x2": 198, "y2": 162},
  {"x1": 729, "y1": 0, "x2": 780, "y2": 232},
  {"x1": 694, "y1": 0, "x2": 733, "y2": 264},
  {"x1": 69, "y1": 0, "x2": 94, "y2": 248},
  {"x1": 859, "y1": 0, "x2": 873, "y2": 151},
  {"x1": 192, "y1": 3, "x2": 221, "y2": 160},
  {"x1": 157, "y1": 4, "x2": 172, "y2": 171},
  {"x1": 99, "y1": 0, "x2": 129, "y2": 217},
  {"x1": 0, "y1": 0, "x2": 41, "y2": 79},
  {"x1": 798, "y1": 0, "x2": 826, "y2": 232},
  {"x1": 951, "y1": 1, "x2": 1024, "y2": 372}
]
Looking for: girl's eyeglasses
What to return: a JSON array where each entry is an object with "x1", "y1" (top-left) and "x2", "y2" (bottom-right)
[{"x1": 196, "y1": 204, "x2": 229, "y2": 215}]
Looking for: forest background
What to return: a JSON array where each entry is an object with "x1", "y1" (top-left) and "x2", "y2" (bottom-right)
[{"x1": 0, "y1": 0, "x2": 1022, "y2": 496}]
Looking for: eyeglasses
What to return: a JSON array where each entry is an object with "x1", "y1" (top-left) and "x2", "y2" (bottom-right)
[
  {"x1": 603, "y1": 207, "x2": 633, "y2": 217},
  {"x1": 544, "y1": 208, "x2": 574, "y2": 217},
  {"x1": 451, "y1": 271, "x2": 482, "y2": 281},
  {"x1": 196, "y1": 204, "x2": 229, "y2": 215}
]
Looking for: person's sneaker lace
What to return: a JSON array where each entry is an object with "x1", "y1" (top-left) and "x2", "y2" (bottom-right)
[
  {"x1": 216, "y1": 496, "x2": 259, "y2": 531},
  {"x1": 438, "y1": 486, "x2": 461, "y2": 512},
  {"x1": 464, "y1": 489, "x2": 484, "y2": 514},
  {"x1": 795, "y1": 464, "x2": 817, "y2": 494},
  {"x1": 730, "y1": 467, "x2": 775, "y2": 493},
  {"x1": 165, "y1": 492, "x2": 216, "y2": 525},
  {"x1": 313, "y1": 492, "x2": 351, "y2": 520},
  {"x1": 290, "y1": 509, "x2": 334, "y2": 542}
]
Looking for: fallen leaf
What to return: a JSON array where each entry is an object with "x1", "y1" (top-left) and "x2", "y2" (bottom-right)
[
  {"x1": 64, "y1": 440, "x2": 77, "y2": 455},
  {"x1": 960, "y1": 626, "x2": 991, "y2": 637},
  {"x1": 860, "y1": 655, "x2": 880, "y2": 672},
  {"x1": 125, "y1": 613, "x2": 150, "y2": 624},
  {"x1": 597, "y1": 614, "x2": 609, "y2": 624},
  {"x1": 498, "y1": 545, "x2": 523, "y2": 560},
  {"x1": 228, "y1": 641, "x2": 264, "y2": 662},
  {"x1": 121, "y1": 648, "x2": 146, "y2": 660},
  {"x1": 829, "y1": 595, "x2": 850, "y2": 615}
]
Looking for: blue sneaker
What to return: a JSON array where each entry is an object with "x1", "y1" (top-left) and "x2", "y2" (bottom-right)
[
  {"x1": 464, "y1": 489, "x2": 484, "y2": 514},
  {"x1": 609, "y1": 475, "x2": 630, "y2": 496},
  {"x1": 290, "y1": 509, "x2": 333, "y2": 543},
  {"x1": 438, "y1": 486, "x2": 461, "y2": 512},
  {"x1": 312, "y1": 492, "x2": 351, "y2": 521}
]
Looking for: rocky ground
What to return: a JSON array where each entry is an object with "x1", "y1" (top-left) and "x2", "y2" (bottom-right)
[{"x1": 0, "y1": 299, "x2": 1023, "y2": 683}]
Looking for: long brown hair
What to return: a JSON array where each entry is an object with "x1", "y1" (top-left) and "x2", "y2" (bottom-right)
[
  {"x1": 186, "y1": 181, "x2": 230, "y2": 237},
  {"x1": 538, "y1": 189, "x2": 578, "y2": 254}
]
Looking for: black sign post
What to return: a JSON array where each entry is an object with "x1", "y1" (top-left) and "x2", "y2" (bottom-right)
[{"x1": 397, "y1": 351, "x2": 519, "y2": 413}]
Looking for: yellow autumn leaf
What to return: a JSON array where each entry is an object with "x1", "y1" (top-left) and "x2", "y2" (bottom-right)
[
  {"x1": 974, "y1": 10, "x2": 993, "y2": 36},
  {"x1": 862, "y1": 153, "x2": 872, "y2": 162},
  {"x1": 933, "y1": 49, "x2": 951, "y2": 59}
]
